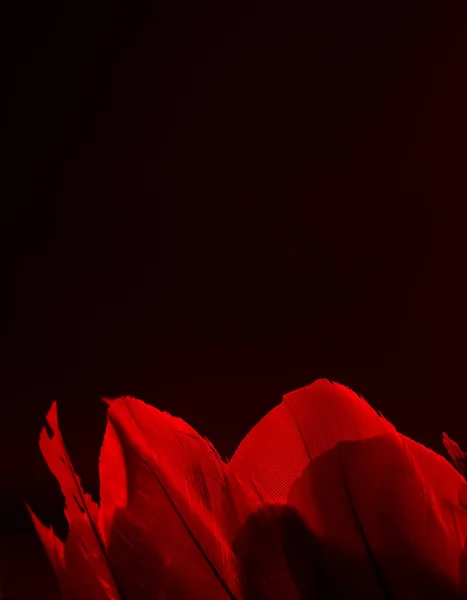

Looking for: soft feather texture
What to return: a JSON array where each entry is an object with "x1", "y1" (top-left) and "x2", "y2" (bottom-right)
[{"x1": 29, "y1": 379, "x2": 467, "y2": 599}]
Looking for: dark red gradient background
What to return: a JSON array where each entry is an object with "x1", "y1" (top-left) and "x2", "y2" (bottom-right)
[{"x1": 1, "y1": 1, "x2": 467, "y2": 597}]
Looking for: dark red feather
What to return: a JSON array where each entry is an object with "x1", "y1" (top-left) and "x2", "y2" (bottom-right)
[{"x1": 28, "y1": 380, "x2": 467, "y2": 598}]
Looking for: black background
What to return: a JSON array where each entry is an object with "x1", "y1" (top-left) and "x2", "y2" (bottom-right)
[{"x1": 1, "y1": 1, "x2": 467, "y2": 597}]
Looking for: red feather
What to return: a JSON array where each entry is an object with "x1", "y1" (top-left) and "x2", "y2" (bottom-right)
[{"x1": 28, "y1": 379, "x2": 467, "y2": 599}]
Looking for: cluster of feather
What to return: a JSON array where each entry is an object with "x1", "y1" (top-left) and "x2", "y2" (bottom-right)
[{"x1": 29, "y1": 379, "x2": 467, "y2": 599}]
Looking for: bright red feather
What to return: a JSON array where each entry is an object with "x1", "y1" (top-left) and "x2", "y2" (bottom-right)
[{"x1": 28, "y1": 379, "x2": 467, "y2": 599}]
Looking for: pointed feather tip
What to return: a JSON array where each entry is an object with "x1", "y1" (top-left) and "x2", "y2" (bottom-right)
[
  {"x1": 285, "y1": 378, "x2": 370, "y2": 406},
  {"x1": 46, "y1": 400, "x2": 59, "y2": 424},
  {"x1": 306, "y1": 378, "x2": 367, "y2": 401},
  {"x1": 442, "y1": 432, "x2": 466, "y2": 476},
  {"x1": 25, "y1": 502, "x2": 65, "y2": 571},
  {"x1": 101, "y1": 395, "x2": 145, "y2": 406},
  {"x1": 290, "y1": 378, "x2": 359, "y2": 398},
  {"x1": 103, "y1": 395, "x2": 192, "y2": 429},
  {"x1": 280, "y1": 377, "x2": 329, "y2": 403},
  {"x1": 294, "y1": 378, "x2": 395, "y2": 417},
  {"x1": 101, "y1": 395, "x2": 138, "y2": 412},
  {"x1": 25, "y1": 501, "x2": 36, "y2": 522},
  {"x1": 25, "y1": 502, "x2": 47, "y2": 533},
  {"x1": 25, "y1": 502, "x2": 60, "y2": 549},
  {"x1": 283, "y1": 379, "x2": 400, "y2": 442},
  {"x1": 40, "y1": 401, "x2": 60, "y2": 440}
]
